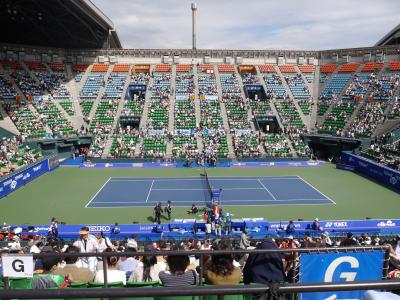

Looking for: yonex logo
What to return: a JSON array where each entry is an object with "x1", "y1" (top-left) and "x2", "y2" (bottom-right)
[{"x1": 10, "y1": 180, "x2": 17, "y2": 190}]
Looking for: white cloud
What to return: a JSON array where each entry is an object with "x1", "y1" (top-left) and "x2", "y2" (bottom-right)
[{"x1": 92, "y1": 0, "x2": 400, "y2": 50}]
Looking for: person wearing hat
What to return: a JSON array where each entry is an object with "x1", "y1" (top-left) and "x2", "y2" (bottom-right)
[
  {"x1": 311, "y1": 218, "x2": 322, "y2": 231},
  {"x1": 73, "y1": 226, "x2": 99, "y2": 273},
  {"x1": 321, "y1": 232, "x2": 333, "y2": 247}
]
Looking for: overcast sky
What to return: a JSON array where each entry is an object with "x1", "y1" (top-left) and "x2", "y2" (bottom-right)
[{"x1": 92, "y1": 0, "x2": 399, "y2": 50}]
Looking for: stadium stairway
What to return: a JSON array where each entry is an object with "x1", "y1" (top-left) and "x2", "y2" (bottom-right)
[
  {"x1": 254, "y1": 65, "x2": 290, "y2": 134},
  {"x1": 102, "y1": 66, "x2": 133, "y2": 158},
  {"x1": 88, "y1": 64, "x2": 113, "y2": 120},
  {"x1": 234, "y1": 67, "x2": 256, "y2": 131},
  {"x1": 0, "y1": 64, "x2": 27, "y2": 102},
  {"x1": 317, "y1": 67, "x2": 360, "y2": 127},
  {"x1": 63, "y1": 77, "x2": 86, "y2": 129},
  {"x1": 192, "y1": 65, "x2": 204, "y2": 153},
  {"x1": 134, "y1": 65, "x2": 155, "y2": 157},
  {"x1": 214, "y1": 66, "x2": 235, "y2": 158},
  {"x1": 166, "y1": 65, "x2": 177, "y2": 158},
  {"x1": 0, "y1": 105, "x2": 19, "y2": 135},
  {"x1": 309, "y1": 65, "x2": 320, "y2": 133},
  {"x1": 42, "y1": 63, "x2": 81, "y2": 131},
  {"x1": 276, "y1": 67, "x2": 310, "y2": 131}
]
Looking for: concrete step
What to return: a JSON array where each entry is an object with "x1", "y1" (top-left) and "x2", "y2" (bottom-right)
[
  {"x1": 166, "y1": 65, "x2": 176, "y2": 157},
  {"x1": 88, "y1": 65, "x2": 114, "y2": 120},
  {"x1": 193, "y1": 65, "x2": 203, "y2": 152}
]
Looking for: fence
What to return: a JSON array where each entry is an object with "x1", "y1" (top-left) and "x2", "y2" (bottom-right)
[{"x1": 0, "y1": 245, "x2": 394, "y2": 299}]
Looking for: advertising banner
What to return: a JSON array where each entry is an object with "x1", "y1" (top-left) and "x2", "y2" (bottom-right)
[{"x1": 299, "y1": 251, "x2": 384, "y2": 300}]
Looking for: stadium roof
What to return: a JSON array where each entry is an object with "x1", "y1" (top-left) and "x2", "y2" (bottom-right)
[
  {"x1": 375, "y1": 23, "x2": 400, "y2": 46},
  {"x1": 0, "y1": 0, "x2": 122, "y2": 49}
]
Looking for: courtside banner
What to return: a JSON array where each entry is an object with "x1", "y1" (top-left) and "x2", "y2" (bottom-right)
[
  {"x1": 0, "y1": 159, "x2": 49, "y2": 198},
  {"x1": 299, "y1": 251, "x2": 384, "y2": 300}
]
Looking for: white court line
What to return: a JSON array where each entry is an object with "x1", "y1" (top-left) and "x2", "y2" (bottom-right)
[
  {"x1": 257, "y1": 179, "x2": 277, "y2": 200},
  {"x1": 89, "y1": 201, "x2": 335, "y2": 208},
  {"x1": 94, "y1": 199, "x2": 328, "y2": 204},
  {"x1": 295, "y1": 176, "x2": 337, "y2": 205},
  {"x1": 109, "y1": 178, "x2": 301, "y2": 182},
  {"x1": 151, "y1": 187, "x2": 264, "y2": 191},
  {"x1": 110, "y1": 175, "x2": 299, "y2": 179},
  {"x1": 145, "y1": 180, "x2": 155, "y2": 203},
  {"x1": 85, "y1": 177, "x2": 111, "y2": 208}
]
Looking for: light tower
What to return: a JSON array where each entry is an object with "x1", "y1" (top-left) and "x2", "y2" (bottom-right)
[{"x1": 191, "y1": 3, "x2": 197, "y2": 50}]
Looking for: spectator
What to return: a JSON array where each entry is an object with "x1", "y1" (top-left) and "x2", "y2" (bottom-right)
[
  {"x1": 73, "y1": 227, "x2": 99, "y2": 273},
  {"x1": 53, "y1": 245, "x2": 94, "y2": 283},
  {"x1": 240, "y1": 229, "x2": 251, "y2": 249},
  {"x1": 94, "y1": 248, "x2": 126, "y2": 285},
  {"x1": 30, "y1": 241, "x2": 44, "y2": 254},
  {"x1": 128, "y1": 247, "x2": 163, "y2": 283},
  {"x1": 243, "y1": 238, "x2": 286, "y2": 284},
  {"x1": 340, "y1": 232, "x2": 360, "y2": 247},
  {"x1": 204, "y1": 240, "x2": 241, "y2": 285},
  {"x1": 159, "y1": 245, "x2": 198, "y2": 286},
  {"x1": 285, "y1": 220, "x2": 295, "y2": 234},
  {"x1": 117, "y1": 240, "x2": 140, "y2": 279},
  {"x1": 32, "y1": 256, "x2": 64, "y2": 289}
]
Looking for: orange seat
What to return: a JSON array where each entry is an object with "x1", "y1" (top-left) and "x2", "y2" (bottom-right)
[
  {"x1": 112, "y1": 64, "x2": 130, "y2": 72},
  {"x1": 0, "y1": 61, "x2": 20, "y2": 70},
  {"x1": 198, "y1": 64, "x2": 214, "y2": 73},
  {"x1": 48, "y1": 63, "x2": 65, "y2": 71},
  {"x1": 298, "y1": 65, "x2": 314, "y2": 73},
  {"x1": 259, "y1": 64, "x2": 276, "y2": 73},
  {"x1": 361, "y1": 62, "x2": 383, "y2": 72},
  {"x1": 91, "y1": 64, "x2": 110, "y2": 72},
  {"x1": 279, "y1": 65, "x2": 296, "y2": 73},
  {"x1": 72, "y1": 64, "x2": 89, "y2": 72},
  {"x1": 176, "y1": 64, "x2": 192, "y2": 73},
  {"x1": 388, "y1": 61, "x2": 400, "y2": 71},
  {"x1": 320, "y1": 64, "x2": 337, "y2": 73},
  {"x1": 155, "y1": 64, "x2": 171, "y2": 72},
  {"x1": 338, "y1": 63, "x2": 360, "y2": 73},
  {"x1": 25, "y1": 61, "x2": 45, "y2": 71},
  {"x1": 218, "y1": 64, "x2": 235, "y2": 73}
]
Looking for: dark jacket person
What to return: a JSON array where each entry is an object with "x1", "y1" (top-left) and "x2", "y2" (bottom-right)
[{"x1": 243, "y1": 238, "x2": 286, "y2": 284}]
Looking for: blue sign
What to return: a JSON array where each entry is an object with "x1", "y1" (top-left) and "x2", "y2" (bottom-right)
[
  {"x1": 341, "y1": 151, "x2": 400, "y2": 191},
  {"x1": 0, "y1": 159, "x2": 49, "y2": 198},
  {"x1": 299, "y1": 251, "x2": 384, "y2": 300}
]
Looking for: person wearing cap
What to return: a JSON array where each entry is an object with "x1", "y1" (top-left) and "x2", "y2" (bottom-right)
[
  {"x1": 321, "y1": 232, "x2": 333, "y2": 247},
  {"x1": 164, "y1": 200, "x2": 172, "y2": 220},
  {"x1": 73, "y1": 226, "x2": 99, "y2": 273},
  {"x1": 311, "y1": 218, "x2": 322, "y2": 231},
  {"x1": 117, "y1": 239, "x2": 140, "y2": 279},
  {"x1": 340, "y1": 232, "x2": 359, "y2": 247}
]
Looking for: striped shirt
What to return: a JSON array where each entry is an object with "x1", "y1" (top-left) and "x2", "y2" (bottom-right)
[{"x1": 159, "y1": 269, "x2": 198, "y2": 287}]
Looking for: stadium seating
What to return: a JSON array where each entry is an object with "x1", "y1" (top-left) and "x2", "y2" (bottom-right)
[
  {"x1": 320, "y1": 64, "x2": 337, "y2": 73},
  {"x1": 318, "y1": 101, "x2": 356, "y2": 134},
  {"x1": 113, "y1": 64, "x2": 130, "y2": 73},
  {"x1": 258, "y1": 64, "x2": 276, "y2": 73},
  {"x1": 264, "y1": 134, "x2": 291, "y2": 157},
  {"x1": 33, "y1": 99, "x2": 75, "y2": 136},
  {"x1": 338, "y1": 63, "x2": 360, "y2": 73},
  {"x1": 89, "y1": 99, "x2": 118, "y2": 134},
  {"x1": 298, "y1": 100, "x2": 311, "y2": 115},
  {"x1": 175, "y1": 73, "x2": 195, "y2": 100},
  {"x1": 0, "y1": 74, "x2": 17, "y2": 100},
  {"x1": 91, "y1": 64, "x2": 110, "y2": 73},
  {"x1": 197, "y1": 64, "x2": 214, "y2": 73},
  {"x1": 103, "y1": 73, "x2": 127, "y2": 99},
  {"x1": 317, "y1": 101, "x2": 330, "y2": 116},
  {"x1": 80, "y1": 73, "x2": 104, "y2": 99},
  {"x1": 172, "y1": 135, "x2": 198, "y2": 159},
  {"x1": 142, "y1": 135, "x2": 167, "y2": 158},
  {"x1": 388, "y1": 61, "x2": 400, "y2": 71},
  {"x1": 263, "y1": 74, "x2": 286, "y2": 99},
  {"x1": 319, "y1": 74, "x2": 352, "y2": 100},
  {"x1": 80, "y1": 101, "x2": 94, "y2": 116},
  {"x1": 249, "y1": 100, "x2": 272, "y2": 117},
  {"x1": 241, "y1": 73, "x2": 259, "y2": 85},
  {"x1": 218, "y1": 64, "x2": 235, "y2": 73},
  {"x1": 361, "y1": 62, "x2": 383, "y2": 72},
  {"x1": 4, "y1": 104, "x2": 46, "y2": 139},
  {"x1": 348, "y1": 101, "x2": 386, "y2": 138},
  {"x1": 176, "y1": 64, "x2": 192, "y2": 73},
  {"x1": 279, "y1": 65, "x2": 296, "y2": 73},
  {"x1": 275, "y1": 100, "x2": 305, "y2": 130},
  {"x1": 233, "y1": 131, "x2": 261, "y2": 158},
  {"x1": 342, "y1": 73, "x2": 372, "y2": 100},
  {"x1": 298, "y1": 65, "x2": 314, "y2": 73},
  {"x1": 155, "y1": 64, "x2": 171, "y2": 73},
  {"x1": 59, "y1": 101, "x2": 74, "y2": 116},
  {"x1": 175, "y1": 100, "x2": 196, "y2": 130},
  {"x1": 73, "y1": 64, "x2": 89, "y2": 82},
  {"x1": 110, "y1": 132, "x2": 139, "y2": 158},
  {"x1": 220, "y1": 74, "x2": 250, "y2": 131},
  {"x1": 284, "y1": 74, "x2": 311, "y2": 99}
]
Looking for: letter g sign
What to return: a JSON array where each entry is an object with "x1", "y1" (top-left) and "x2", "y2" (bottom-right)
[{"x1": 324, "y1": 256, "x2": 359, "y2": 282}]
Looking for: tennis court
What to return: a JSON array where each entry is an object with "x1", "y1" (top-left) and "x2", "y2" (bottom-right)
[{"x1": 86, "y1": 175, "x2": 335, "y2": 208}]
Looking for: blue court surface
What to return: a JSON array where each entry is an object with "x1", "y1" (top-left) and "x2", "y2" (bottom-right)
[{"x1": 86, "y1": 175, "x2": 335, "y2": 208}]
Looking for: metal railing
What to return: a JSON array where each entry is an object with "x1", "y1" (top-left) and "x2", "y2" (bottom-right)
[{"x1": 0, "y1": 245, "x2": 393, "y2": 299}]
